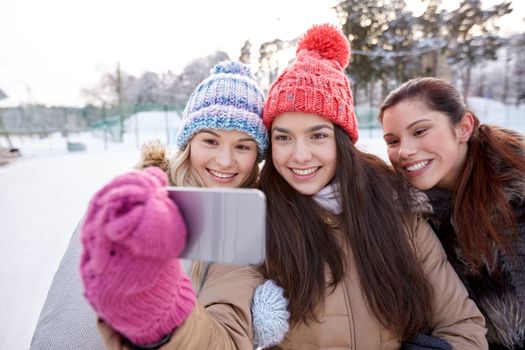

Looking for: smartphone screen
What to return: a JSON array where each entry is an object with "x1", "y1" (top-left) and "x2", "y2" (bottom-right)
[{"x1": 167, "y1": 187, "x2": 266, "y2": 266}]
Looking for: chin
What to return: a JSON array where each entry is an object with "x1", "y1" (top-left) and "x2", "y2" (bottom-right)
[
  {"x1": 295, "y1": 186, "x2": 319, "y2": 196},
  {"x1": 411, "y1": 180, "x2": 435, "y2": 191}
]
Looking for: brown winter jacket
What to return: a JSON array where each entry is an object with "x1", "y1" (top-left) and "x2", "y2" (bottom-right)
[{"x1": 99, "y1": 215, "x2": 487, "y2": 350}]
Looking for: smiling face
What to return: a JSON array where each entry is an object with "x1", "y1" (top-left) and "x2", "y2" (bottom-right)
[
  {"x1": 188, "y1": 129, "x2": 258, "y2": 188},
  {"x1": 271, "y1": 112, "x2": 337, "y2": 195},
  {"x1": 382, "y1": 99, "x2": 472, "y2": 191}
]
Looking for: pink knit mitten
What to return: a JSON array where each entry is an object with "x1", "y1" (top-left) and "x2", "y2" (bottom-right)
[{"x1": 80, "y1": 167, "x2": 196, "y2": 346}]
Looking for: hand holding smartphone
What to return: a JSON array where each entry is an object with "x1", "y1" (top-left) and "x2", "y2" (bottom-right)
[{"x1": 167, "y1": 187, "x2": 266, "y2": 266}]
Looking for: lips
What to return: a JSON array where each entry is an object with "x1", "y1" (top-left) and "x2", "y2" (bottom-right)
[
  {"x1": 291, "y1": 166, "x2": 320, "y2": 176},
  {"x1": 208, "y1": 169, "x2": 236, "y2": 179},
  {"x1": 405, "y1": 160, "x2": 430, "y2": 172},
  {"x1": 401, "y1": 159, "x2": 433, "y2": 178}
]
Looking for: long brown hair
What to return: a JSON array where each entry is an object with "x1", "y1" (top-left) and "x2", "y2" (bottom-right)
[
  {"x1": 380, "y1": 77, "x2": 525, "y2": 272},
  {"x1": 260, "y1": 126, "x2": 433, "y2": 339}
]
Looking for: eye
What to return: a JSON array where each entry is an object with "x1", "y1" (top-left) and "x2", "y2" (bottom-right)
[
  {"x1": 273, "y1": 134, "x2": 290, "y2": 141},
  {"x1": 414, "y1": 128, "x2": 428, "y2": 136},
  {"x1": 385, "y1": 138, "x2": 399, "y2": 146},
  {"x1": 202, "y1": 138, "x2": 218, "y2": 146},
  {"x1": 236, "y1": 144, "x2": 252, "y2": 151},
  {"x1": 311, "y1": 133, "x2": 328, "y2": 140}
]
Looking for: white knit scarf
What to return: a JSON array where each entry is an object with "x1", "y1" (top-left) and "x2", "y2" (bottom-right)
[{"x1": 312, "y1": 182, "x2": 342, "y2": 215}]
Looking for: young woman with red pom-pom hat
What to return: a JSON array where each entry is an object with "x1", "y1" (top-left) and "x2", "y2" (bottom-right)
[
  {"x1": 96, "y1": 24, "x2": 488, "y2": 350},
  {"x1": 259, "y1": 23, "x2": 487, "y2": 349}
]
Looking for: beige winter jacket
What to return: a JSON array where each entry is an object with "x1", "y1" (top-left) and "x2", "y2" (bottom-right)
[{"x1": 99, "y1": 212, "x2": 487, "y2": 350}]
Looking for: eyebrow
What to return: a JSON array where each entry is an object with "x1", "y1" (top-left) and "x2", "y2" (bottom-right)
[
  {"x1": 238, "y1": 138, "x2": 257, "y2": 143},
  {"x1": 383, "y1": 119, "x2": 432, "y2": 138},
  {"x1": 407, "y1": 119, "x2": 431, "y2": 129},
  {"x1": 272, "y1": 124, "x2": 334, "y2": 133},
  {"x1": 199, "y1": 129, "x2": 220, "y2": 137},
  {"x1": 198, "y1": 129, "x2": 256, "y2": 143}
]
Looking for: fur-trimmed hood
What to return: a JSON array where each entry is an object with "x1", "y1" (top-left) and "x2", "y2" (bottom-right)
[
  {"x1": 414, "y1": 174, "x2": 525, "y2": 227},
  {"x1": 135, "y1": 140, "x2": 172, "y2": 175}
]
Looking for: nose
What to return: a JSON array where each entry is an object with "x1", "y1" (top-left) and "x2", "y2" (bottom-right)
[
  {"x1": 292, "y1": 139, "x2": 312, "y2": 163},
  {"x1": 398, "y1": 139, "x2": 417, "y2": 160},
  {"x1": 215, "y1": 147, "x2": 234, "y2": 168}
]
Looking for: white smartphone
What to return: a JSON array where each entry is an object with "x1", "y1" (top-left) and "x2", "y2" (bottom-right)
[{"x1": 167, "y1": 187, "x2": 266, "y2": 266}]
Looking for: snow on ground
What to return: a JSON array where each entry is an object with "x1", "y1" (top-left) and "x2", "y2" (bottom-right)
[
  {"x1": 0, "y1": 111, "x2": 181, "y2": 350},
  {"x1": 468, "y1": 97, "x2": 525, "y2": 134},
  {"x1": 0, "y1": 102, "x2": 522, "y2": 350},
  {"x1": 0, "y1": 150, "x2": 140, "y2": 350}
]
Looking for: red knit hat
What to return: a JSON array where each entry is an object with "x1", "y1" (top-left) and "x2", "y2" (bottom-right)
[{"x1": 263, "y1": 24, "x2": 358, "y2": 143}]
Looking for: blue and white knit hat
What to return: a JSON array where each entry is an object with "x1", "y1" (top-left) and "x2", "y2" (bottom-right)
[{"x1": 176, "y1": 60, "x2": 268, "y2": 161}]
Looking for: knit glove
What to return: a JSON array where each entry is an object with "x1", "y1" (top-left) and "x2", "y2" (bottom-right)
[
  {"x1": 80, "y1": 167, "x2": 196, "y2": 347},
  {"x1": 252, "y1": 280, "x2": 290, "y2": 348}
]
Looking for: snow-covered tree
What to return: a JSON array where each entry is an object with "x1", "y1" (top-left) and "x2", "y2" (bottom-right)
[
  {"x1": 444, "y1": 0, "x2": 512, "y2": 101},
  {"x1": 256, "y1": 39, "x2": 291, "y2": 93},
  {"x1": 515, "y1": 30, "x2": 525, "y2": 105},
  {"x1": 377, "y1": 2, "x2": 420, "y2": 99},
  {"x1": 239, "y1": 40, "x2": 252, "y2": 65},
  {"x1": 171, "y1": 51, "x2": 229, "y2": 109},
  {"x1": 82, "y1": 51, "x2": 229, "y2": 112},
  {"x1": 336, "y1": 0, "x2": 390, "y2": 102}
]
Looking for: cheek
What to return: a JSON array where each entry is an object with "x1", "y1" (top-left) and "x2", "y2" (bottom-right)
[
  {"x1": 328, "y1": 143, "x2": 337, "y2": 162},
  {"x1": 238, "y1": 152, "x2": 258, "y2": 172},
  {"x1": 387, "y1": 148, "x2": 399, "y2": 164},
  {"x1": 189, "y1": 147, "x2": 208, "y2": 168},
  {"x1": 324, "y1": 146, "x2": 337, "y2": 169},
  {"x1": 271, "y1": 145, "x2": 287, "y2": 167}
]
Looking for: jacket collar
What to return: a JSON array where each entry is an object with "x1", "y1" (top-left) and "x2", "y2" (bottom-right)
[{"x1": 407, "y1": 170, "x2": 525, "y2": 224}]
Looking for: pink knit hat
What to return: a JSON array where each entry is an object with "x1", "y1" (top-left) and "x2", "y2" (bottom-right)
[{"x1": 263, "y1": 23, "x2": 358, "y2": 143}]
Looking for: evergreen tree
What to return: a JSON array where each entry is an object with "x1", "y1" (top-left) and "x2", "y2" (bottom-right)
[
  {"x1": 336, "y1": 0, "x2": 420, "y2": 103},
  {"x1": 418, "y1": 0, "x2": 445, "y2": 39},
  {"x1": 377, "y1": 1, "x2": 419, "y2": 98},
  {"x1": 336, "y1": 0, "x2": 389, "y2": 101},
  {"x1": 444, "y1": 0, "x2": 512, "y2": 101}
]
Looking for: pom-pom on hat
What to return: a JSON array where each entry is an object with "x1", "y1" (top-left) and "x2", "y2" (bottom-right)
[
  {"x1": 176, "y1": 60, "x2": 268, "y2": 161},
  {"x1": 263, "y1": 24, "x2": 359, "y2": 143}
]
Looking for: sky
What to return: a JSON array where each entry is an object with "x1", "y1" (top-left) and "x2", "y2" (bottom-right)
[{"x1": 0, "y1": 0, "x2": 523, "y2": 107}]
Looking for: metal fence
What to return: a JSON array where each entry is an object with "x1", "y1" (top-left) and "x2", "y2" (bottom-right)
[{"x1": 1, "y1": 99, "x2": 523, "y2": 156}]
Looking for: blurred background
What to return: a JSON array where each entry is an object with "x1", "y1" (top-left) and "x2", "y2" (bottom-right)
[
  {"x1": 1, "y1": 0, "x2": 524, "y2": 154},
  {"x1": 0, "y1": 0, "x2": 524, "y2": 349}
]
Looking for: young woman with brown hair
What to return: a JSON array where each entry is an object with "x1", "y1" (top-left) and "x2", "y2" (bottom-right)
[
  {"x1": 255, "y1": 24, "x2": 487, "y2": 349},
  {"x1": 381, "y1": 77, "x2": 525, "y2": 349}
]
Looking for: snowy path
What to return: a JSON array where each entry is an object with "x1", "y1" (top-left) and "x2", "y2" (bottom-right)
[{"x1": 0, "y1": 150, "x2": 140, "y2": 349}]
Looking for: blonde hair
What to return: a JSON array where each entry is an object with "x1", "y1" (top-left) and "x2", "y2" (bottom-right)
[
  {"x1": 169, "y1": 140, "x2": 260, "y2": 291},
  {"x1": 170, "y1": 145, "x2": 206, "y2": 187}
]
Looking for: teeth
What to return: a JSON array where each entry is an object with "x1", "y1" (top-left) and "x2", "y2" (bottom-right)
[
  {"x1": 405, "y1": 161, "x2": 429, "y2": 172},
  {"x1": 209, "y1": 169, "x2": 235, "y2": 179},
  {"x1": 292, "y1": 167, "x2": 319, "y2": 176}
]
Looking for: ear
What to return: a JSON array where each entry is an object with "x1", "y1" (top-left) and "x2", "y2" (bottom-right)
[{"x1": 457, "y1": 112, "x2": 474, "y2": 143}]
